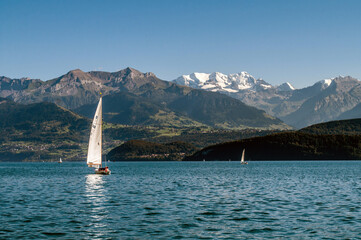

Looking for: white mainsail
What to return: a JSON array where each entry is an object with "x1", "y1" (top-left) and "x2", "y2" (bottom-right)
[
  {"x1": 87, "y1": 97, "x2": 102, "y2": 168},
  {"x1": 241, "y1": 149, "x2": 245, "y2": 164}
]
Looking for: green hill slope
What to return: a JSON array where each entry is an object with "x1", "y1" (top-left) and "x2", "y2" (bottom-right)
[
  {"x1": 0, "y1": 98, "x2": 90, "y2": 161},
  {"x1": 299, "y1": 118, "x2": 361, "y2": 135},
  {"x1": 74, "y1": 92, "x2": 205, "y2": 127},
  {"x1": 107, "y1": 140, "x2": 198, "y2": 161}
]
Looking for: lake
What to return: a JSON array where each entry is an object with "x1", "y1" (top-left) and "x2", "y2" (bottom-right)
[{"x1": 1, "y1": 161, "x2": 360, "y2": 239}]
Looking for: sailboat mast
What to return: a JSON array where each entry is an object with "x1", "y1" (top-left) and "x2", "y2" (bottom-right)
[{"x1": 100, "y1": 93, "x2": 102, "y2": 168}]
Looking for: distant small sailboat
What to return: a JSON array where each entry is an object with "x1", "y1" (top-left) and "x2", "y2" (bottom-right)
[
  {"x1": 86, "y1": 94, "x2": 111, "y2": 175},
  {"x1": 58, "y1": 158, "x2": 62, "y2": 163},
  {"x1": 241, "y1": 149, "x2": 248, "y2": 165}
]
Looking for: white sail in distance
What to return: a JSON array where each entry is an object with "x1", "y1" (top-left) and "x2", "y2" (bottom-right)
[
  {"x1": 87, "y1": 97, "x2": 102, "y2": 168},
  {"x1": 241, "y1": 149, "x2": 245, "y2": 164}
]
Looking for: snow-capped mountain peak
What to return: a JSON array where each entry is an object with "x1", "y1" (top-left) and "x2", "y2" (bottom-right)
[
  {"x1": 173, "y1": 71, "x2": 271, "y2": 93},
  {"x1": 320, "y1": 78, "x2": 333, "y2": 88},
  {"x1": 277, "y1": 82, "x2": 296, "y2": 91},
  {"x1": 312, "y1": 78, "x2": 335, "y2": 91},
  {"x1": 189, "y1": 72, "x2": 209, "y2": 84}
]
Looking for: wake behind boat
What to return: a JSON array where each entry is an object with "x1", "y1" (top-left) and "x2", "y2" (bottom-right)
[{"x1": 86, "y1": 95, "x2": 111, "y2": 175}]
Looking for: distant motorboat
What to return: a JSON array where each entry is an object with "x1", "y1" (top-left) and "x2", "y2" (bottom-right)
[{"x1": 241, "y1": 149, "x2": 248, "y2": 165}]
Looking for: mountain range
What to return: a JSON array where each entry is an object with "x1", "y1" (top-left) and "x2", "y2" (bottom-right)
[
  {"x1": 0, "y1": 68, "x2": 289, "y2": 130},
  {"x1": 174, "y1": 71, "x2": 295, "y2": 93},
  {"x1": 174, "y1": 72, "x2": 361, "y2": 128},
  {"x1": 3, "y1": 67, "x2": 361, "y2": 129}
]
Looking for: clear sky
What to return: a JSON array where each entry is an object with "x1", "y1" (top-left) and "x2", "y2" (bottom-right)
[{"x1": 1, "y1": 0, "x2": 361, "y2": 88}]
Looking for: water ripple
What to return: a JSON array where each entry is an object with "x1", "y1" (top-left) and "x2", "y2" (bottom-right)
[{"x1": 0, "y1": 161, "x2": 360, "y2": 239}]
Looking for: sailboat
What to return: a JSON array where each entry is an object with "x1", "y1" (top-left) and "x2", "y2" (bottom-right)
[
  {"x1": 86, "y1": 95, "x2": 111, "y2": 175},
  {"x1": 58, "y1": 158, "x2": 62, "y2": 163},
  {"x1": 241, "y1": 148, "x2": 248, "y2": 165}
]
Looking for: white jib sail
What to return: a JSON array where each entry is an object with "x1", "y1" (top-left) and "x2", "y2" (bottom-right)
[
  {"x1": 241, "y1": 149, "x2": 245, "y2": 163},
  {"x1": 87, "y1": 97, "x2": 102, "y2": 168}
]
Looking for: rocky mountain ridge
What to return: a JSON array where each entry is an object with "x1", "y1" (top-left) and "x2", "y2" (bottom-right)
[{"x1": 0, "y1": 68, "x2": 289, "y2": 130}]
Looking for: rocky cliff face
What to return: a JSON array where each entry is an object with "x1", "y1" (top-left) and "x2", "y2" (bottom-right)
[{"x1": 0, "y1": 76, "x2": 42, "y2": 98}]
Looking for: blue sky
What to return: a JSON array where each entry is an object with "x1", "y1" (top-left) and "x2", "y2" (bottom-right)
[{"x1": 1, "y1": 0, "x2": 361, "y2": 88}]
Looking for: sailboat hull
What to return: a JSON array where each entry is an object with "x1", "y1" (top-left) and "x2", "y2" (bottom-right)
[{"x1": 95, "y1": 167, "x2": 111, "y2": 175}]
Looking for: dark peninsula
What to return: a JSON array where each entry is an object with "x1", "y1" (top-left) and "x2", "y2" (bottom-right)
[{"x1": 184, "y1": 119, "x2": 361, "y2": 161}]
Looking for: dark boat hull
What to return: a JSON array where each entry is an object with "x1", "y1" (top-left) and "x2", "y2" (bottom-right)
[{"x1": 95, "y1": 167, "x2": 111, "y2": 175}]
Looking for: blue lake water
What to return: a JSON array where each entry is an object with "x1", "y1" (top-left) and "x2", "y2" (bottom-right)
[{"x1": 0, "y1": 161, "x2": 361, "y2": 239}]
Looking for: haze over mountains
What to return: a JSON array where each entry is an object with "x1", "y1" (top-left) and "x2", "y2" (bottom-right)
[
  {"x1": 0, "y1": 68, "x2": 288, "y2": 130},
  {"x1": 174, "y1": 72, "x2": 361, "y2": 128}
]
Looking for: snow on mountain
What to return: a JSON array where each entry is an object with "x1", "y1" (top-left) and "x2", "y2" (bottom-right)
[
  {"x1": 319, "y1": 78, "x2": 334, "y2": 89},
  {"x1": 173, "y1": 71, "x2": 273, "y2": 93},
  {"x1": 174, "y1": 71, "x2": 343, "y2": 95},
  {"x1": 277, "y1": 82, "x2": 296, "y2": 91}
]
